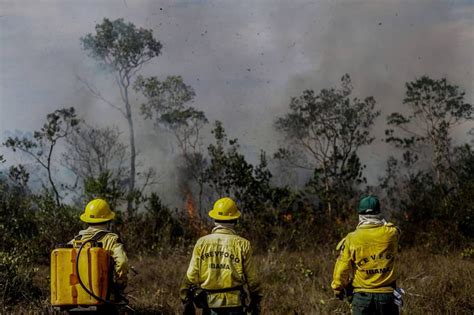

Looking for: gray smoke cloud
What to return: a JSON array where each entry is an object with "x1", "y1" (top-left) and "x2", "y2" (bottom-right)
[{"x1": 1, "y1": 0, "x2": 473, "y2": 207}]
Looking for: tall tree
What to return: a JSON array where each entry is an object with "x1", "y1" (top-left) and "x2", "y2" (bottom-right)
[
  {"x1": 275, "y1": 74, "x2": 379, "y2": 215},
  {"x1": 386, "y1": 76, "x2": 473, "y2": 187},
  {"x1": 3, "y1": 108, "x2": 79, "y2": 205},
  {"x1": 81, "y1": 18, "x2": 162, "y2": 213},
  {"x1": 135, "y1": 75, "x2": 208, "y2": 213}
]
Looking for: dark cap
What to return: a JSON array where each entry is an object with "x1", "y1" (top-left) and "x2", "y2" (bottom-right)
[{"x1": 358, "y1": 195, "x2": 381, "y2": 214}]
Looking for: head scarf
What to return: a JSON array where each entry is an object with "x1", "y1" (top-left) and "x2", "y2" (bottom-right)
[
  {"x1": 212, "y1": 221, "x2": 236, "y2": 233},
  {"x1": 358, "y1": 213, "x2": 387, "y2": 227}
]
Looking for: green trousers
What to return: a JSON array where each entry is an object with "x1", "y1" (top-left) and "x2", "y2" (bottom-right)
[{"x1": 351, "y1": 292, "x2": 398, "y2": 315}]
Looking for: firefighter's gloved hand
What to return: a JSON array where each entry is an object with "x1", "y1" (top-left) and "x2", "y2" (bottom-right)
[
  {"x1": 248, "y1": 293, "x2": 262, "y2": 315},
  {"x1": 334, "y1": 289, "x2": 344, "y2": 300},
  {"x1": 247, "y1": 302, "x2": 261, "y2": 315},
  {"x1": 112, "y1": 284, "x2": 127, "y2": 303},
  {"x1": 182, "y1": 298, "x2": 195, "y2": 315},
  {"x1": 117, "y1": 289, "x2": 126, "y2": 301}
]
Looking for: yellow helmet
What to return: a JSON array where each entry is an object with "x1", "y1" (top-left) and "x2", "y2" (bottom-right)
[
  {"x1": 80, "y1": 199, "x2": 115, "y2": 223},
  {"x1": 208, "y1": 197, "x2": 241, "y2": 220}
]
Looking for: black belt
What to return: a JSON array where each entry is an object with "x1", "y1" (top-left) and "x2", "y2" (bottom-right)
[{"x1": 204, "y1": 285, "x2": 244, "y2": 294}]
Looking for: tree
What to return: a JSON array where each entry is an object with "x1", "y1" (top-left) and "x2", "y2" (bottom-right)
[
  {"x1": 381, "y1": 77, "x2": 473, "y2": 249},
  {"x1": 135, "y1": 75, "x2": 208, "y2": 213},
  {"x1": 0, "y1": 154, "x2": 5, "y2": 177},
  {"x1": 81, "y1": 18, "x2": 162, "y2": 213},
  {"x1": 8, "y1": 165, "x2": 30, "y2": 189},
  {"x1": 204, "y1": 121, "x2": 273, "y2": 214},
  {"x1": 63, "y1": 124, "x2": 128, "y2": 202},
  {"x1": 0, "y1": 175, "x2": 41, "y2": 305},
  {"x1": 449, "y1": 144, "x2": 474, "y2": 239},
  {"x1": 275, "y1": 74, "x2": 379, "y2": 215},
  {"x1": 3, "y1": 108, "x2": 79, "y2": 205},
  {"x1": 83, "y1": 172, "x2": 127, "y2": 209},
  {"x1": 386, "y1": 76, "x2": 473, "y2": 187},
  {"x1": 379, "y1": 143, "x2": 474, "y2": 249}
]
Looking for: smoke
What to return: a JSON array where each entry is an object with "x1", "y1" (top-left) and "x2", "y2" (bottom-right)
[{"x1": 1, "y1": 0, "x2": 473, "y2": 206}]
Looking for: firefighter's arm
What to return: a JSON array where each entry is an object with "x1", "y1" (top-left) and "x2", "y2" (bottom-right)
[
  {"x1": 111, "y1": 242, "x2": 129, "y2": 289},
  {"x1": 180, "y1": 244, "x2": 201, "y2": 302},
  {"x1": 244, "y1": 244, "x2": 263, "y2": 313},
  {"x1": 331, "y1": 237, "x2": 352, "y2": 297}
]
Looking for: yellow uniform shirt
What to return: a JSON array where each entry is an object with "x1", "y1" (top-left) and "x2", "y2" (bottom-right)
[
  {"x1": 332, "y1": 223, "x2": 400, "y2": 293},
  {"x1": 71, "y1": 226, "x2": 129, "y2": 288},
  {"x1": 181, "y1": 226, "x2": 262, "y2": 308}
]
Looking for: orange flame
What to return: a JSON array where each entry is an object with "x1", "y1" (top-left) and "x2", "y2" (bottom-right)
[
  {"x1": 184, "y1": 189, "x2": 208, "y2": 236},
  {"x1": 282, "y1": 213, "x2": 293, "y2": 222},
  {"x1": 186, "y1": 191, "x2": 197, "y2": 220}
]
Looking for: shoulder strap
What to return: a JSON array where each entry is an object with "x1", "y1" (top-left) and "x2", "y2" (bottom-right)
[
  {"x1": 336, "y1": 237, "x2": 346, "y2": 251},
  {"x1": 74, "y1": 230, "x2": 110, "y2": 241},
  {"x1": 91, "y1": 230, "x2": 109, "y2": 242}
]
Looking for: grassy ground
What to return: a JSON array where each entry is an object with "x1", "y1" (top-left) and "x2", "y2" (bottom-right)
[{"x1": 6, "y1": 246, "x2": 474, "y2": 314}]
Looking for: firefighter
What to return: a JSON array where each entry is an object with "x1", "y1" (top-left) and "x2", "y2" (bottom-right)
[
  {"x1": 331, "y1": 195, "x2": 400, "y2": 315},
  {"x1": 70, "y1": 198, "x2": 129, "y2": 313},
  {"x1": 180, "y1": 197, "x2": 263, "y2": 315}
]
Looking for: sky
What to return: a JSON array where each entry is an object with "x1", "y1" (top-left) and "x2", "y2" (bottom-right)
[{"x1": 0, "y1": 0, "x2": 473, "y2": 206}]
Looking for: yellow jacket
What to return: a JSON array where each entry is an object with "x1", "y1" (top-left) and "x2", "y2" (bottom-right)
[
  {"x1": 331, "y1": 222, "x2": 400, "y2": 293},
  {"x1": 71, "y1": 226, "x2": 129, "y2": 289},
  {"x1": 180, "y1": 226, "x2": 262, "y2": 308}
]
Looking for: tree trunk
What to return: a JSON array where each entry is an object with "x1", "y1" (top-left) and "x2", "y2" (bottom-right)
[
  {"x1": 325, "y1": 181, "x2": 332, "y2": 217},
  {"x1": 47, "y1": 142, "x2": 61, "y2": 206},
  {"x1": 124, "y1": 88, "x2": 136, "y2": 216},
  {"x1": 198, "y1": 180, "x2": 204, "y2": 218},
  {"x1": 322, "y1": 166, "x2": 332, "y2": 217}
]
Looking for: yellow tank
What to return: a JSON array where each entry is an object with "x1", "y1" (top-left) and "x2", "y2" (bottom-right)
[{"x1": 50, "y1": 243, "x2": 109, "y2": 307}]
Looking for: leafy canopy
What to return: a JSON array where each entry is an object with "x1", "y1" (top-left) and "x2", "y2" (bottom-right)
[
  {"x1": 81, "y1": 18, "x2": 162, "y2": 73},
  {"x1": 135, "y1": 75, "x2": 205, "y2": 130},
  {"x1": 275, "y1": 74, "x2": 379, "y2": 213},
  {"x1": 386, "y1": 76, "x2": 472, "y2": 150},
  {"x1": 385, "y1": 76, "x2": 473, "y2": 183},
  {"x1": 3, "y1": 108, "x2": 79, "y2": 205}
]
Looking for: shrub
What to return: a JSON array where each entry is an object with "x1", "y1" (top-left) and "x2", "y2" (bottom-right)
[{"x1": 0, "y1": 251, "x2": 40, "y2": 306}]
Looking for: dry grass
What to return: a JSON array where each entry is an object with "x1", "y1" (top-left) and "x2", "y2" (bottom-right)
[
  {"x1": 397, "y1": 248, "x2": 474, "y2": 313},
  {"x1": 6, "y1": 245, "x2": 474, "y2": 314}
]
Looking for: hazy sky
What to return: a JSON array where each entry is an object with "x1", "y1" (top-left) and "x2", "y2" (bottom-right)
[{"x1": 1, "y1": 0, "x2": 473, "y2": 205}]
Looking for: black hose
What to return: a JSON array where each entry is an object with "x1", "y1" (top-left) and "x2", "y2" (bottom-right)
[{"x1": 75, "y1": 240, "x2": 128, "y2": 306}]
